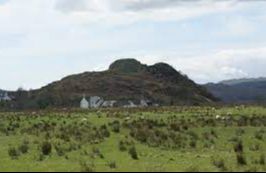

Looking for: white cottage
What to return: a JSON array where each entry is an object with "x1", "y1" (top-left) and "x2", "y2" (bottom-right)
[
  {"x1": 80, "y1": 96, "x2": 89, "y2": 109},
  {"x1": 0, "y1": 91, "x2": 11, "y2": 102}
]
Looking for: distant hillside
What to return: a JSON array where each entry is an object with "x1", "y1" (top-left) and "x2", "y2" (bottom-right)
[
  {"x1": 205, "y1": 78, "x2": 266, "y2": 104},
  {"x1": 11, "y1": 59, "x2": 217, "y2": 109},
  {"x1": 220, "y1": 77, "x2": 266, "y2": 86}
]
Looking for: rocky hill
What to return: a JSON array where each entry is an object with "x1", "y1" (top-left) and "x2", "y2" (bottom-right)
[{"x1": 11, "y1": 59, "x2": 217, "y2": 109}]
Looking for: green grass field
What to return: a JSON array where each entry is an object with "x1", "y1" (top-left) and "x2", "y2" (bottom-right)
[{"x1": 0, "y1": 106, "x2": 266, "y2": 172}]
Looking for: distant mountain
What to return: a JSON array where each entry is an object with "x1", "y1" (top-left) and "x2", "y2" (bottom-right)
[
  {"x1": 205, "y1": 78, "x2": 266, "y2": 104},
  {"x1": 220, "y1": 77, "x2": 266, "y2": 86},
  {"x1": 12, "y1": 59, "x2": 217, "y2": 109}
]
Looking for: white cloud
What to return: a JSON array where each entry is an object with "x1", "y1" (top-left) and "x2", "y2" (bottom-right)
[
  {"x1": 55, "y1": 0, "x2": 244, "y2": 13},
  {"x1": 161, "y1": 47, "x2": 266, "y2": 84},
  {"x1": 53, "y1": 0, "x2": 245, "y2": 25}
]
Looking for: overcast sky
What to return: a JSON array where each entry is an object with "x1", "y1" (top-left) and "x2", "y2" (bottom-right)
[{"x1": 0, "y1": 0, "x2": 266, "y2": 90}]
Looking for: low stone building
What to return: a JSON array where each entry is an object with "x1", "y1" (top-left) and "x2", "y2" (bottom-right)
[
  {"x1": 102, "y1": 100, "x2": 117, "y2": 108},
  {"x1": 90, "y1": 96, "x2": 104, "y2": 108},
  {"x1": 123, "y1": 101, "x2": 137, "y2": 108},
  {"x1": 80, "y1": 95, "x2": 155, "y2": 109},
  {"x1": 0, "y1": 91, "x2": 11, "y2": 102}
]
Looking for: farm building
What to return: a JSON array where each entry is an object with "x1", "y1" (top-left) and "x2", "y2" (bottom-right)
[
  {"x1": 80, "y1": 96, "x2": 89, "y2": 109},
  {"x1": 90, "y1": 96, "x2": 104, "y2": 108},
  {"x1": 102, "y1": 100, "x2": 117, "y2": 107},
  {"x1": 0, "y1": 91, "x2": 11, "y2": 102},
  {"x1": 123, "y1": 101, "x2": 137, "y2": 108},
  {"x1": 80, "y1": 95, "x2": 155, "y2": 109}
]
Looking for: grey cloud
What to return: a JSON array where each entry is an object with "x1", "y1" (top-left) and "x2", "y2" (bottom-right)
[
  {"x1": 117, "y1": 0, "x2": 253, "y2": 12},
  {"x1": 116, "y1": 0, "x2": 203, "y2": 11},
  {"x1": 55, "y1": 0, "x2": 241, "y2": 13},
  {"x1": 55, "y1": 0, "x2": 89, "y2": 13}
]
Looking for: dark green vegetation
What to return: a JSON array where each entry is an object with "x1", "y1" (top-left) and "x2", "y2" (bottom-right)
[
  {"x1": 205, "y1": 78, "x2": 266, "y2": 104},
  {"x1": 2, "y1": 59, "x2": 216, "y2": 110},
  {"x1": 0, "y1": 106, "x2": 266, "y2": 172}
]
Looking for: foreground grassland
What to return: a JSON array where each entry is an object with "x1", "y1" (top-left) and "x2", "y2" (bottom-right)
[{"x1": 0, "y1": 106, "x2": 266, "y2": 172}]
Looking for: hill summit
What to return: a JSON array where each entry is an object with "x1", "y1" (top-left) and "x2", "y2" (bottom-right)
[
  {"x1": 10, "y1": 59, "x2": 217, "y2": 109},
  {"x1": 109, "y1": 59, "x2": 146, "y2": 74}
]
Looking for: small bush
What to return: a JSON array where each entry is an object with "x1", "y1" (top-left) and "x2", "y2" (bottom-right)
[
  {"x1": 236, "y1": 153, "x2": 247, "y2": 166},
  {"x1": 119, "y1": 141, "x2": 127, "y2": 152},
  {"x1": 259, "y1": 154, "x2": 265, "y2": 165},
  {"x1": 41, "y1": 141, "x2": 52, "y2": 155},
  {"x1": 234, "y1": 140, "x2": 244, "y2": 153},
  {"x1": 100, "y1": 125, "x2": 110, "y2": 138},
  {"x1": 254, "y1": 131, "x2": 263, "y2": 141},
  {"x1": 55, "y1": 144, "x2": 65, "y2": 156},
  {"x1": 211, "y1": 129, "x2": 218, "y2": 138},
  {"x1": 38, "y1": 153, "x2": 45, "y2": 162},
  {"x1": 112, "y1": 121, "x2": 120, "y2": 133},
  {"x1": 80, "y1": 161, "x2": 95, "y2": 172},
  {"x1": 108, "y1": 161, "x2": 117, "y2": 169},
  {"x1": 212, "y1": 157, "x2": 227, "y2": 171},
  {"x1": 92, "y1": 147, "x2": 104, "y2": 159},
  {"x1": 129, "y1": 146, "x2": 138, "y2": 160},
  {"x1": 18, "y1": 141, "x2": 29, "y2": 154},
  {"x1": 8, "y1": 147, "x2": 20, "y2": 160},
  {"x1": 249, "y1": 143, "x2": 260, "y2": 151},
  {"x1": 189, "y1": 140, "x2": 197, "y2": 148}
]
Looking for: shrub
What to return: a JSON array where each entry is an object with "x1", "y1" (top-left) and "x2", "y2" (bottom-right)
[
  {"x1": 234, "y1": 140, "x2": 244, "y2": 153},
  {"x1": 212, "y1": 157, "x2": 227, "y2": 171},
  {"x1": 18, "y1": 142, "x2": 29, "y2": 154},
  {"x1": 236, "y1": 153, "x2": 247, "y2": 166},
  {"x1": 80, "y1": 161, "x2": 95, "y2": 172},
  {"x1": 41, "y1": 141, "x2": 52, "y2": 155},
  {"x1": 119, "y1": 141, "x2": 127, "y2": 152},
  {"x1": 8, "y1": 147, "x2": 20, "y2": 160},
  {"x1": 234, "y1": 140, "x2": 247, "y2": 166},
  {"x1": 92, "y1": 147, "x2": 104, "y2": 159},
  {"x1": 129, "y1": 146, "x2": 138, "y2": 160},
  {"x1": 38, "y1": 153, "x2": 45, "y2": 162},
  {"x1": 112, "y1": 121, "x2": 120, "y2": 133},
  {"x1": 189, "y1": 140, "x2": 197, "y2": 148},
  {"x1": 100, "y1": 125, "x2": 110, "y2": 138},
  {"x1": 108, "y1": 161, "x2": 117, "y2": 169},
  {"x1": 211, "y1": 129, "x2": 218, "y2": 138},
  {"x1": 259, "y1": 154, "x2": 265, "y2": 165},
  {"x1": 19, "y1": 144, "x2": 29, "y2": 154},
  {"x1": 55, "y1": 144, "x2": 65, "y2": 156},
  {"x1": 187, "y1": 131, "x2": 199, "y2": 141},
  {"x1": 254, "y1": 131, "x2": 263, "y2": 141},
  {"x1": 249, "y1": 143, "x2": 260, "y2": 151}
]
